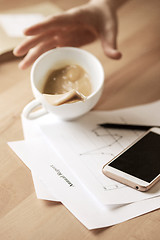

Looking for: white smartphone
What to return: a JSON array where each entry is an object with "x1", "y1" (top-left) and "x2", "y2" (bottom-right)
[{"x1": 102, "y1": 127, "x2": 160, "y2": 191}]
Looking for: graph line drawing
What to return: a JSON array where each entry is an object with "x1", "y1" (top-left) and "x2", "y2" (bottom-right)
[
  {"x1": 79, "y1": 126, "x2": 123, "y2": 157},
  {"x1": 78, "y1": 126, "x2": 127, "y2": 191}
]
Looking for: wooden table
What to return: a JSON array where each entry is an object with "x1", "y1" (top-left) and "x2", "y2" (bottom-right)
[{"x1": 0, "y1": 0, "x2": 160, "y2": 239}]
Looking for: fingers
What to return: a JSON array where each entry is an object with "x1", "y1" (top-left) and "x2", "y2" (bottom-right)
[
  {"x1": 16, "y1": 26, "x2": 97, "y2": 69},
  {"x1": 100, "y1": 19, "x2": 122, "y2": 59},
  {"x1": 18, "y1": 39, "x2": 58, "y2": 69},
  {"x1": 14, "y1": 7, "x2": 98, "y2": 70},
  {"x1": 14, "y1": 4, "x2": 122, "y2": 70},
  {"x1": 24, "y1": 12, "x2": 76, "y2": 36},
  {"x1": 23, "y1": 6, "x2": 88, "y2": 36},
  {"x1": 13, "y1": 30, "x2": 60, "y2": 57}
]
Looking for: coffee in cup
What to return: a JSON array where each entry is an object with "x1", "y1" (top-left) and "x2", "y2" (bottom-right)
[
  {"x1": 42, "y1": 64, "x2": 92, "y2": 105},
  {"x1": 22, "y1": 47, "x2": 104, "y2": 120}
]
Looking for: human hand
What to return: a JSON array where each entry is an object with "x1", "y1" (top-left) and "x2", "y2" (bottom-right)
[{"x1": 13, "y1": 0, "x2": 122, "y2": 69}]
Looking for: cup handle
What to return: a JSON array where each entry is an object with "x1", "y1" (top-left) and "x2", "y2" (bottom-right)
[{"x1": 22, "y1": 99, "x2": 48, "y2": 120}]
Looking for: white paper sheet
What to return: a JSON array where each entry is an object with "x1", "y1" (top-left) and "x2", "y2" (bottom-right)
[
  {"x1": 21, "y1": 113, "x2": 60, "y2": 201},
  {"x1": 21, "y1": 100, "x2": 160, "y2": 205},
  {"x1": 31, "y1": 171, "x2": 59, "y2": 201},
  {"x1": 40, "y1": 110, "x2": 160, "y2": 205},
  {"x1": 8, "y1": 138, "x2": 160, "y2": 230},
  {"x1": 0, "y1": 14, "x2": 44, "y2": 37}
]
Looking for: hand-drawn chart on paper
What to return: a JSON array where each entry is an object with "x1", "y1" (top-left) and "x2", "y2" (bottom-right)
[
  {"x1": 78, "y1": 125, "x2": 142, "y2": 192},
  {"x1": 41, "y1": 113, "x2": 151, "y2": 204},
  {"x1": 80, "y1": 126, "x2": 123, "y2": 157}
]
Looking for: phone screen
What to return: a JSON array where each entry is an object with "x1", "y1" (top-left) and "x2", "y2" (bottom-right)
[{"x1": 108, "y1": 132, "x2": 160, "y2": 183}]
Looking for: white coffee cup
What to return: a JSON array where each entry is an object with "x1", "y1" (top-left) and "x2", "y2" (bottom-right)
[{"x1": 22, "y1": 47, "x2": 104, "y2": 120}]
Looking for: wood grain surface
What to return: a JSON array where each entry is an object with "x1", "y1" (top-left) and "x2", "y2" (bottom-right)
[{"x1": 0, "y1": 0, "x2": 160, "y2": 239}]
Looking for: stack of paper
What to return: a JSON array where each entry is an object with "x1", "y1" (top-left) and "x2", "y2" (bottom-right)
[{"x1": 8, "y1": 100, "x2": 160, "y2": 229}]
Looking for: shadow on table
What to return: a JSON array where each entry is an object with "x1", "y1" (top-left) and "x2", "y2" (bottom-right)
[{"x1": 43, "y1": 199, "x2": 61, "y2": 207}]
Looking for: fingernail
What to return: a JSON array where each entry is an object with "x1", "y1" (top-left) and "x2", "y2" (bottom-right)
[
  {"x1": 13, "y1": 48, "x2": 18, "y2": 56},
  {"x1": 18, "y1": 62, "x2": 25, "y2": 70}
]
